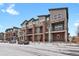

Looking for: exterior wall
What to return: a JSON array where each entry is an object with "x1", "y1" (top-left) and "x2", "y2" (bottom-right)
[
  {"x1": 18, "y1": 28, "x2": 27, "y2": 43},
  {"x1": 0, "y1": 33, "x2": 4, "y2": 42},
  {"x1": 3, "y1": 8, "x2": 68, "y2": 44},
  {"x1": 4, "y1": 28, "x2": 19, "y2": 43},
  {"x1": 4, "y1": 32, "x2": 13, "y2": 42},
  {"x1": 53, "y1": 32, "x2": 65, "y2": 41},
  {"x1": 17, "y1": 7, "x2": 68, "y2": 43},
  {"x1": 49, "y1": 8, "x2": 68, "y2": 42}
]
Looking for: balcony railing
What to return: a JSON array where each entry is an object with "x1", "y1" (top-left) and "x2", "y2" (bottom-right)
[
  {"x1": 35, "y1": 27, "x2": 43, "y2": 33},
  {"x1": 51, "y1": 21, "x2": 64, "y2": 31},
  {"x1": 27, "y1": 29, "x2": 32, "y2": 34}
]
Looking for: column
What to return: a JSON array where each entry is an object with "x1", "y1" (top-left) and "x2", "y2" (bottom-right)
[
  {"x1": 65, "y1": 31, "x2": 67, "y2": 42},
  {"x1": 64, "y1": 20, "x2": 68, "y2": 42},
  {"x1": 32, "y1": 24, "x2": 35, "y2": 42},
  {"x1": 23, "y1": 30, "x2": 24, "y2": 41},
  {"x1": 43, "y1": 22, "x2": 45, "y2": 43},
  {"x1": 25, "y1": 28, "x2": 27, "y2": 41},
  {"x1": 48, "y1": 24, "x2": 52, "y2": 43}
]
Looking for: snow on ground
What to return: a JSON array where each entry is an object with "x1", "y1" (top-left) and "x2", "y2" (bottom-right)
[{"x1": 0, "y1": 42, "x2": 79, "y2": 56}]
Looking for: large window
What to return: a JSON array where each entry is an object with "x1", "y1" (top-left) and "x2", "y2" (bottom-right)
[
  {"x1": 54, "y1": 24, "x2": 64, "y2": 31},
  {"x1": 51, "y1": 13, "x2": 64, "y2": 20},
  {"x1": 52, "y1": 22, "x2": 64, "y2": 31}
]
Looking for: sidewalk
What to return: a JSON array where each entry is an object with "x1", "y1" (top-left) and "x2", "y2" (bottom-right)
[{"x1": 29, "y1": 42, "x2": 78, "y2": 46}]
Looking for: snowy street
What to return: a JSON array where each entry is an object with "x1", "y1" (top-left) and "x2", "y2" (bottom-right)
[{"x1": 0, "y1": 42, "x2": 79, "y2": 56}]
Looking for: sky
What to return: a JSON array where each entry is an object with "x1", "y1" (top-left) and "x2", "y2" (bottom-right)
[{"x1": 0, "y1": 3, "x2": 79, "y2": 36}]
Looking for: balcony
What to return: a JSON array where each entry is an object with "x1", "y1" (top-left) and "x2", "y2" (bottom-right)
[
  {"x1": 27, "y1": 29, "x2": 32, "y2": 34},
  {"x1": 35, "y1": 26, "x2": 43, "y2": 33},
  {"x1": 51, "y1": 21, "x2": 64, "y2": 31}
]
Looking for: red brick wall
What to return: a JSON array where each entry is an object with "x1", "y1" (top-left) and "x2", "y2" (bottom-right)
[{"x1": 53, "y1": 32, "x2": 65, "y2": 41}]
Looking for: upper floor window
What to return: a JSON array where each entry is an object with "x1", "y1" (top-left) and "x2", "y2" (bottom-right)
[
  {"x1": 58, "y1": 14, "x2": 64, "y2": 19},
  {"x1": 54, "y1": 24, "x2": 64, "y2": 31},
  {"x1": 52, "y1": 22, "x2": 64, "y2": 31},
  {"x1": 51, "y1": 13, "x2": 64, "y2": 20},
  {"x1": 54, "y1": 15, "x2": 57, "y2": 19}
]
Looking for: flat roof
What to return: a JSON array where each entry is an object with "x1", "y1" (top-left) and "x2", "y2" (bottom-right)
[
  {"x1": 38, "y1": 14, "x2": 50, "y2": 17},
  {"x1": 49, "y1": 7, "x2": 68, "y2": 11}
]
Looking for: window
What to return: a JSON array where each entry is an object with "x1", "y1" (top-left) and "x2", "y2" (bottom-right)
[
  {"x1": 51, "y1": 13, "x2": 64, "y2": 20},
  {"x1": 53, "y1": 15, "x2": 57, "y2": 19},
  {"x1": 54, "y1": 24, "x2": 64, "y2": 31},
  {"x1": 58, "y1": 14, "x2": 64, "y2": 19}
]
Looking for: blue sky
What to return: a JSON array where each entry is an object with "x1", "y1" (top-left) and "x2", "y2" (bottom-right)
[{"x1": 0, "y1": 3, "x2": 79, "y2": 36}]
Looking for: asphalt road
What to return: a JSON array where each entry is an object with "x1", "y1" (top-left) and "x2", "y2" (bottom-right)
[{"x1": 0, "y1": 43, "x2": 79, "y2": 56}]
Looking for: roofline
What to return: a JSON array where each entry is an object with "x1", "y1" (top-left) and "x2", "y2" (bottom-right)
[
  {"x1": 49, "y1": 7, "x2": 69, "y2": 20},
  {"x1": 5, "y1": 28, "x2": 13, "y2": 32},
  {"x1": 13, "y1": 27, "x2": 20, "y2": 29},
  {"x1": 5, "y1": 27, "x2": 20, "y2": 32},
  {"x1": 38, "y1": 14, "x2": 50, "y2": 17},
  {"x1": 28, "y1": 18, "x2": 34, "y2": 21},
  {"x1": 49, "y1": 7, "x2": 68, "y2": 11},
  {"x1": 21, "y1": 20, "x2": 28, "y2": 26},
  {"x1": 28, "y1": 18, "x2": 38, "y2": 22}
]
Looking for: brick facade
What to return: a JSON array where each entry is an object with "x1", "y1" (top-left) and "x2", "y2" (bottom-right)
[
  {"x1": 4, "y1": 27, "x2": 19, "y2": 43},
  {"x1": 5, "y1": 7, "x2": 69, "y2": 43},
  {"x1": 17, "y1": 7, "x2": 68, "y2": 43}
]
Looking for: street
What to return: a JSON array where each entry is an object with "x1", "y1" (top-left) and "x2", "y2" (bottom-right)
[{"x1": 0, "y1": 42, "x2": 79, "y2": 56}]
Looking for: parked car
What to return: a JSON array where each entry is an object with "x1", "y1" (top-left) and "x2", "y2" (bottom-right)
[
  {"x1": 18, "y1": 39, "x2": 24, "y2": 44},
  {"x1": 9, "y1": 39, "x2": 16, "y2": 43},
  {"x1": 24, "y1": 40, "x2": 29, "y2": 45},
  {"x1": 18, "y1": 39, "x2": 29, "y2": 45},
  {"x1": 9, "y1": 37, "x2": 16, "y2": 43}
]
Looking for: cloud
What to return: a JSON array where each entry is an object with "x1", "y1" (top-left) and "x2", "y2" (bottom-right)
[
  {"x1": 1, "y1": 4, "x2": 19, "y2": 15},
  {"x1": 74, "y1": 22, "x2": 79, "y2": 27},
  {"x1": 0, "y1": 3, "x2": 4, "y2": 5},
  {"x1": 1, "y1": 9, "x2": 5, "y2": 13}
]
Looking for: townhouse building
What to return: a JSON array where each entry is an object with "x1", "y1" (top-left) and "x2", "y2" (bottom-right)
[
  {"x1": 18, "y1": 20, "x2": 27, "y2": 44},
  {"x1": 4, "y1": 27, "x2": 20, "y2": 43},
  {"x1": 19, "y1": 7, "x2": 69, "y2": 43},
  {"x1": 48, "y1": 7, "x2": 68, "y2": 42},
  {"x1": 0, "y1": 32, "x2": 4, "y2": 42}
]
